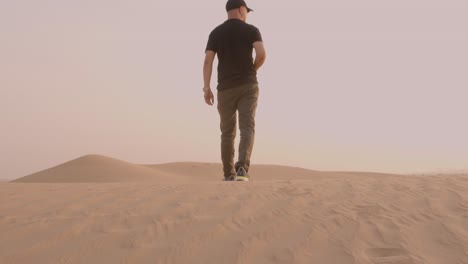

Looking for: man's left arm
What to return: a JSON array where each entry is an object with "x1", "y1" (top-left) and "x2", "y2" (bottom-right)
[
  {"x1": 203, "y1": 50, "x2": 216, "y2": 91},
  {"x1": 203, "y1": 50, "x2": 216, "y2": 105},
  {"x1": 203, "y1": 50, "x2": 216, "y2": 106}
]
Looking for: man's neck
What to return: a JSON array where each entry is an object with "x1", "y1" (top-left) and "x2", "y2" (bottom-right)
[{"x1": 227, "y1": 13, "x2": 243, "y2": 21}]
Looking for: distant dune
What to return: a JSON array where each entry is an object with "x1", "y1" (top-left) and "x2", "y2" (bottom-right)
[
  {"x1": 3, "y1": 154, "x2": 468, "y2": 263},
  {"x1": 12, "y1": 154, "x2": 402, "y2": 183},
  {"x1": 12, "y1": 154, "x2": 178, "y2": 183}
]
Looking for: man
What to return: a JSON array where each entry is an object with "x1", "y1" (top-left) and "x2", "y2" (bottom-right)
[{"x1": 203, "y1": 0, "x2": 266, "y2": 181}]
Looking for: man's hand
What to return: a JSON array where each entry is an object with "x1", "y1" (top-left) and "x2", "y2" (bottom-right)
[{"x1": 203, "y1": 87, "x2": 214, "y2": 106}]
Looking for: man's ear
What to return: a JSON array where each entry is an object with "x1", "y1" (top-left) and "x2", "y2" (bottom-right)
[{"x1": 239, "y1": 7, "x2": 245, "y2": 19}]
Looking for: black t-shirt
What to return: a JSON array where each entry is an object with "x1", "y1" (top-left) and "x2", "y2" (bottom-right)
[{"x1": 205, "y1": 19, "x2": 263, "y2": 91}]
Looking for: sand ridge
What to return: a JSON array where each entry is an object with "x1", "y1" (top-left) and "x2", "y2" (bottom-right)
[
  {"x1": 12, "y1": 155, "x2": 184, "y2": 183},
  {"x1": 9, "y1": 154, "x2": 463, "y2": 183},
  {"x1": 12, "y1": 154, "x2": 375, "y2": 183}
]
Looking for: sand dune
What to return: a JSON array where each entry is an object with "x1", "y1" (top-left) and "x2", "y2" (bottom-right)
[
  {"x1": 12, "y1": 154, "x2": 179, "y2": 183},
  {"x1": 12, "y1": 154, "x2": 404, "y2": 183},
  {"x1": 12, "y1": 154, "x2": 356, "y2": 183},
  {"x1": 2, "y1": 154, "x2": 468, "y2": 263}
]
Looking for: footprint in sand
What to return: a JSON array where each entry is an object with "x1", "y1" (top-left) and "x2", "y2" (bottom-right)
[{"x1": 365, "y1": 247, "x2": 416, "y2": 264}]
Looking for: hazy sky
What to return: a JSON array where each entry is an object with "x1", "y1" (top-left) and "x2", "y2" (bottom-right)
[{"x1": 1, "y1": 0, "x2": 467, "y2": 179}]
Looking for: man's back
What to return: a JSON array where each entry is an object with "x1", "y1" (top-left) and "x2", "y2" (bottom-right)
[{"x1": 206, "y1": 19, "x2": 262, "y2": 90}]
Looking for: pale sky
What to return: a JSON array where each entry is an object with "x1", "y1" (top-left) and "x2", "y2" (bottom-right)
[{"x1": 1, "y1": 0, "x2": 467, "y2": 179}]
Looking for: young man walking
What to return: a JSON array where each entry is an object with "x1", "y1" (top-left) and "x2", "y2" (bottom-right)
[{"x1": 203, "y1": 0, "x2": 266, "y2": 181}]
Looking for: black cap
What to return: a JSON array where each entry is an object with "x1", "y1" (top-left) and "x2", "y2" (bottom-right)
[{"x1": 226, "y1": 0, "x2": 253, "y2": 13}]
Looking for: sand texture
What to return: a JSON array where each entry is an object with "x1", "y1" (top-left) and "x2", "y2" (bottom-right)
[{"x1": 1, "y1": 155, "x2": 468, "y2": 263}]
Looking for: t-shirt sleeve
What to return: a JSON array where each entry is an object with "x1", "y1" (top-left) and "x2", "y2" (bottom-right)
[
  {"x1": 252, "y1": 27, "x2": 263, "y2": 43},
  {"x1": 205, "y1": 31, "x2": 217, "y2": 52}
]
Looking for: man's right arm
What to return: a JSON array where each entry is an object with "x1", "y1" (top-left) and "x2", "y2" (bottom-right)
[{"x1": 253, "y1": 41, "x2": 266, "y2": 71}]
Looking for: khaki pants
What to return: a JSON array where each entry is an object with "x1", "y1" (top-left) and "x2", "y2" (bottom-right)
[{"x1": 217, "y1": 83, "x2": 259, "y2": 177}]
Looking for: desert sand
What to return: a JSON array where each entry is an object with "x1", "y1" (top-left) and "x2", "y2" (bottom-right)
[{"x1": 1, "y1": 154, "x2": 468, "y2": 263}]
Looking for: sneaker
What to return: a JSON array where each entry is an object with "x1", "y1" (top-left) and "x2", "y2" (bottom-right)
[
  {"x1": 223, "y1": 175, "x2": 236, "y2": 181},
  {"x1": 236, "y1": 167, "x2": 250, "y2": 181}
]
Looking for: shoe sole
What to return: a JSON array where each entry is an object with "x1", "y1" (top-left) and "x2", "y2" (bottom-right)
[{"x1": 235, "y1": 176, "x2": 249, "y2": 181}]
